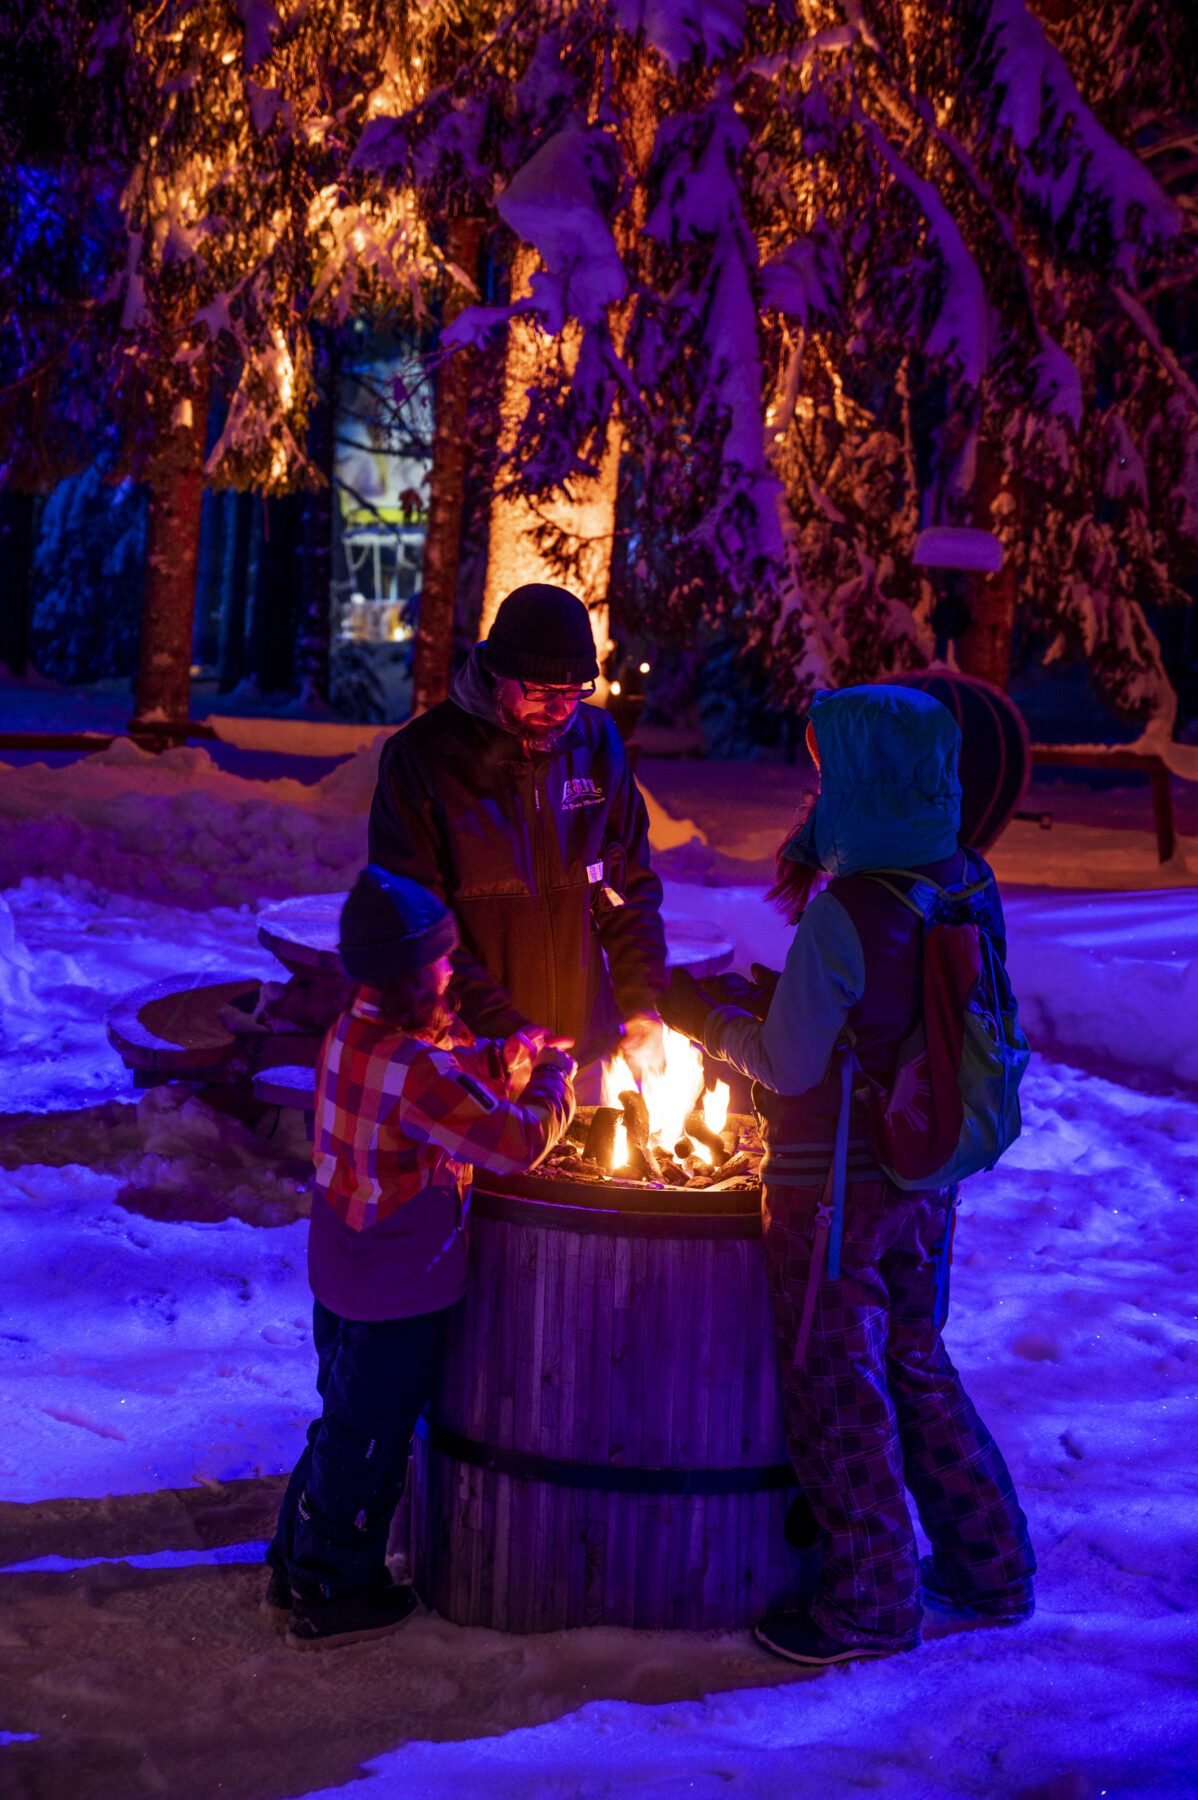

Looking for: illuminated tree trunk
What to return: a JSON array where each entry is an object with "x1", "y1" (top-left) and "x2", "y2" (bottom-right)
[
  {"x1": 479, "y1": 250, "x2": 621, "y2": 675},
  {"x1": 412, "y1": 214, "x2": 485, "y2": 716},
  {"x1": 480, "y1": 73, "x2": 656, "y2": 676},
  {"x1": 132, "y1": 391, "x2": 208, "y2": 730},
  {"x1": 958, "y1": 438, "x2": 1017, "y2": 691}
]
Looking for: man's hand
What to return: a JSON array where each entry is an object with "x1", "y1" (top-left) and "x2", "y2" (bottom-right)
[{"x1": 621, "y1": 1011, "x2": 666, "y2": 1081}]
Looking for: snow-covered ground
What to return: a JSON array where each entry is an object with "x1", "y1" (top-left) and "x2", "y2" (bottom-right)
[{"x1": 1, "y1": 725, "x2": 1197, "y2": 1798}]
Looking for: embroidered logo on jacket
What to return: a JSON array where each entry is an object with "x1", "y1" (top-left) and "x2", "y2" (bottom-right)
[{"x1": 561, "y1": 776, "x2": 604, "y2": 810}]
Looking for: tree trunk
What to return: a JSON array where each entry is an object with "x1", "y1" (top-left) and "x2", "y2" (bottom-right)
[
  {"x1": 191, "y1": 486, "x2": 227, "y2": 671},
  {"x1": 218, "y1": 491, "x2": 253, "y2": 692},
  {"x1": 247, "y1": 494, "x2": 302, "y2": 694},
  {"x1": 412, "y1": 214, "x2": 485, "y2": 717},
  {"x1": 295, "y1": 325, "x2": 338, "y2": 705},
  {"x1": 957, "y1": 438, "x2": 1017, "y2": 691},
  {"x1": 479, "y1": 252, "x2": 622, "y2": 644},
  {"x1": 132, "y1": 396, "x2": 208, "y2": 730},
  {"x1": 0, "y1": 490, "x2": 37, "y2": 675}
]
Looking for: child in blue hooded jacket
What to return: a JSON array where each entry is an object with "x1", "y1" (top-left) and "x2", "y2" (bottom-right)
[{"x1": 662, "y1": 685, "x2": 1035, "y2": 1667}]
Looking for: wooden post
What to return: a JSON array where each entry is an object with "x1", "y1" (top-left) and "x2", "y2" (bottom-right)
[
  {"x1": 411, "y1": 214, "x2": 485, "y2": 717},
  {"x1": 957, "y1": 438, "x2": 1017, "y2": 691},
  {"x1": 132, "y1": 388, "x2": 209, "y2": 732}
]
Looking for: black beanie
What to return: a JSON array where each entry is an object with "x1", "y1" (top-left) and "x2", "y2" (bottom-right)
[
  {"x1": 481, "y1": 583, "x2": 599, "y2": 685},
  {"x1": 338, "y1": 865, "x2": 459, "y2": 985}
]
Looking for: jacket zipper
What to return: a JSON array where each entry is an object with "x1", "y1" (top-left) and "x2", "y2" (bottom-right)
[{"x1": 524, "y1": 749, "x2": 557, "y2": 1029}]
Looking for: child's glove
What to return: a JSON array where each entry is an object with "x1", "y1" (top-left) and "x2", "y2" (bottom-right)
[
  {"x1": 699, "y1": 964, "x2": 781, "y2": 1021},
  {"x1": 658, "y1": 968, "x2": 715, "y2": 1046}
]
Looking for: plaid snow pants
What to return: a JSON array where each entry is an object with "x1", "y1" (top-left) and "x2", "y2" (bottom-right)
[{"x1": 762, "y1": 1174, "x2": 1035, "y2": 1650}]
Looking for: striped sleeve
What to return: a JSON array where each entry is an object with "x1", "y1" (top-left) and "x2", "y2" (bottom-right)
[{"x1": 399, "y1": 1048, "x2": 575, "y2": 1176}]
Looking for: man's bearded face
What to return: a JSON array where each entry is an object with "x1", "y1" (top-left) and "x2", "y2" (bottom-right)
[{"x1": 493, "y1": 677, "x2": 587, "y2": 750}]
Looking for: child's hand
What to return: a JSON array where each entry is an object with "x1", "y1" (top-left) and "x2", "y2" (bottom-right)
[
  {"x1": 534, "y1": 1044, "x2": 577, "y2": 1081},
  {"x1": 502, "y1": 1028, "x2": 575, "y2": 1088}
]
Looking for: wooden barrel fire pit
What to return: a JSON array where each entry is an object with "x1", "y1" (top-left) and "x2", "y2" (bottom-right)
[{"x1": 411, "y1": 1150, "x2": 804, "y2": 1634}]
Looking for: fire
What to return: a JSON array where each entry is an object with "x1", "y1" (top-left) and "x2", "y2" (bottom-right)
[
  {"x1": 600, "y1": 1030, "x2": 733, "y2": 1171},
  {"x1": 703, "y1": 1079, "x2": 731, "y2": 1138}
]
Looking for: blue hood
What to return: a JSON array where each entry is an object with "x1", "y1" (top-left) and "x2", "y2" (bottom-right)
[{"x1": 787, "y1": 685, "x2": 962, "y2": 876}]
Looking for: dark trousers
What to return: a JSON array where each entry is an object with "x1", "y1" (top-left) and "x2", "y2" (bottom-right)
[
  {"x1": 763, "y1": 1177, "x2": 1035, "y2": 1650},
  {"x1": 268, "y1": 1299, "x2": 448, "y2": 1598}
]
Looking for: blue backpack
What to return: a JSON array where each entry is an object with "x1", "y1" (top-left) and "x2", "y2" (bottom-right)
[{"x1": 809, "y1": 863, "x2": 1029, "y2": 1339}]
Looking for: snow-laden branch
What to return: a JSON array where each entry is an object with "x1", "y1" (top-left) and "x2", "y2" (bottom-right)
[
  {"x1": 859, "y1": 115, "x2": 990, "y2": 389},
  {"x1": 1111, "y1": 285, "x2": 1198, "y2": 420}
]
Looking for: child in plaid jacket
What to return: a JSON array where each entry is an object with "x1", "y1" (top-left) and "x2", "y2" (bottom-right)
[{"x1": 268, "y1": 865, "x2": 575, "y2": 1648}]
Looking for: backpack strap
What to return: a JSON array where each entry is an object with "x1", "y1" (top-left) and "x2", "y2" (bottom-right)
[{"x1": 864, "y1": 867, "x2": 993, "y2": 921}]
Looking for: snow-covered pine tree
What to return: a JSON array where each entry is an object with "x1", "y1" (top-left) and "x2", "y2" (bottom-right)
[
  {"x1": 2, "y1": 1, "x2": 451, "y2": 726},
  {"x1": 403, "y1": 0, "x2": 1191, "y2": 734}
]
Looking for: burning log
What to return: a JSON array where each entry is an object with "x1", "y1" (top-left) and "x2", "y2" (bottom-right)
[
  {"x1": 619, "y1": 1089, "x2": 665, "y2": 1182},
  {"x1": 704, "y1": 1150, "x2": 753, "y2": 1190},
  {"x1": 684, "y1": 1109, "x2": 729, "y2": 1168},
  {"x1": 583, "y1": 1106, "x2": 623, "y2": 1170}
]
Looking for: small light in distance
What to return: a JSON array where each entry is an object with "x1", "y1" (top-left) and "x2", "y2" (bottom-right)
[
  {"x1": 610, "y1": 681, "x2": 622, "y2": 696},
  {"x1": 639, "y1": 661, "x2": 651, "y2": 674}
]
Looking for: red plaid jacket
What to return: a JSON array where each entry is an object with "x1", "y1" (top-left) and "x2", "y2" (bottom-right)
[{"x1": 313, "y1": 987, "x2": 575, "y2": 1232}]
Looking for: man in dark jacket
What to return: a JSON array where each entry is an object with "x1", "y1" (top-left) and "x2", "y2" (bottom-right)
[{"x1": 368, "y1": 583, "x2": 667, "y2": 1076}]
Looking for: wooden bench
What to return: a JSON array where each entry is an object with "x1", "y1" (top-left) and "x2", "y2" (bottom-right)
[
  {"x1": 107, "y1": 975, "x2": 326, "y2": 1085},
  {"x1": 1030, "y1": 746, "x2": 1176, "y2": 864}
]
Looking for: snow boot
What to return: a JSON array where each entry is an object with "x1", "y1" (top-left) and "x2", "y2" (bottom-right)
[
  {"x1": 919, "y1": 1555, "x2": 1034, "y2": 1625},
  {"x1": 286, "y1": 1579, "x2": 419, "y2": 1650},
  {"x1": 753, "y1": 1610, "x2": 907, "y2": 1667}
]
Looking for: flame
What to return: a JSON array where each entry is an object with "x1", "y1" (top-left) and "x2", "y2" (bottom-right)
[
  {"x1": 612, "y1": 1120, "x2": 628, "y2": 1171},
  {"x1": 703, "y1": 1080, "x2": 731, "y2": 1137},
  {"x1": 600, "y1": 1026, "x2": 708, "y2": 1169}
]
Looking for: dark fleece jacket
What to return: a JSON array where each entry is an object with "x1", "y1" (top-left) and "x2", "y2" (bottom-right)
[{"x1": 367, "y1": 649, "x2": 666, "y2": 1062}]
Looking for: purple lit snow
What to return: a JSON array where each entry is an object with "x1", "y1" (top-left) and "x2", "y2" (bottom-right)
[{"x1": 1, "y1": 715, "x2": 1196, "y2": 1795}]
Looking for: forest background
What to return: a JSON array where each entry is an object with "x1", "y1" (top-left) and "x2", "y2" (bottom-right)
[{"x1": 1, "y1": 0, "x2": 1196, "y2": 757}]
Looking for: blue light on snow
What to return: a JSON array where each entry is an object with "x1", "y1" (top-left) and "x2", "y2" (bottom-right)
[{"x1": 0, "y1": 1540, "x2": 268, "y2": 1575}]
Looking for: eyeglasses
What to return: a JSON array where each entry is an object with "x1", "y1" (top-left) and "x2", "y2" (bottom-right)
[{"x1": 516, "y1": 679, "x2": 596, "y2": 703}]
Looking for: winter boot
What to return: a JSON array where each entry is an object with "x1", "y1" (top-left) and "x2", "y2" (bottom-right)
[
  {"x1": 286, "y1": 1579, "x2": 418, "y2": 1650},
  {"x1": 753, "y1": 1610, "x2": 907, "y2": 1667},
  {"x1": 919, "y1": 1555, "x2": 1034, "y2": 1625}
]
